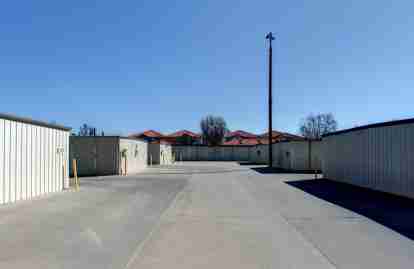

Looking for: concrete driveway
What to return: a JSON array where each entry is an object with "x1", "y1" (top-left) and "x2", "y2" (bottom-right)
[
  {"x1": 0, "y1": 169, "x2": 188, "y2": 269},
  {"x1": 0, "y1": 162, "x2": 413, "y2": 268}
]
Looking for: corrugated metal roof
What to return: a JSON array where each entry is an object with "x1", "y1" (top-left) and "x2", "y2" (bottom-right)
[
  {"x1": 0, "y1": 113, "x2": 71, "y2": 131},
  {"x1": 323, "y1": 117, "x2": 414, "y2": 137}
]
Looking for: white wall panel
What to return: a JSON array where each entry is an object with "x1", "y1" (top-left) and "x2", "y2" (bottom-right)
[
  {"x1": 119, "y1": 138, "x2": 148, "y2": 174},
  {"x1": 323, "y1": 122, "x2": 414, "y2": 199},
  {"x1": 40, "y1": 126, "x2": 44, "y2": 195},
  {"x1": 10, "y1": 121, "x2": 16, "y2": 202},
  {"x1": 51, "y1": 129, "x2": 56, "y2": 193},
  {"x1": 16, "y1": 122, "x2": 22, "y2": 201},
  {"x1": 21, "y1": 124, "x2": 27, "y2": 200},
  {"x1": 27, "y1": 125, "x2": 33, "y2": 199},
  {"x1": 4, "y1": 120, "x2": 10, "y2": 203},
  {"x1": 0, "y1": 119, "x2": 4, "y2": 204},
  {"x1": 46, "y1": 128, "x2": 51, "y2": 194},
  {"x1": 35, "y1": 126, "x2": 40, "y2": 197},
  {"x1": 0, "y1": 117, "x2": 70, "y2": 205},
  {"x1": 57, "y1": 131, "x2": 62, "y2": 190}
]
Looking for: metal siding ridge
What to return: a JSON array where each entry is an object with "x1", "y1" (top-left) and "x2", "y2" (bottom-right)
[
  {"x1": 0, "y1": 113, "x2": 71, "y2": 131},
  {"x1": 323, "y1": 117, "x2": 414, "y2": 137}
]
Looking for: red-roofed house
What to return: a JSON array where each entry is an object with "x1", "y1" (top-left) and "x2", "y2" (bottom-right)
[
  {"x1": 223, "y1": 130, "x2": 258, "y2": 145},
  {"x1": 222, "y1": 129, "x2": 303, "y2": 145},
  {"x1": 226, "y1": 130, "x2": 257, "y2": 139},
  {"x1": 222, "y1": 138, "x2": 261, "y2": 146},
  {"x1": 258, "y1": 131, "x2": 304, "y2": 144},
  {"x1": 129, "y1": 129, "x2": 201, "y2": 145},
  {"x1": 164, "y1": 130, "x2": 201, "y2": 145},
  {"x1": 129, "y1": 128, "x2": 302, "y2": 146},
  {"x1": 129, "y1": 130, "x2": 164, "y2": 143}
]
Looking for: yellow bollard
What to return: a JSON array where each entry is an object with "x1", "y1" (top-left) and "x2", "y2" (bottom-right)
[
  {"x1": 72, "y1": 159, "x2": 80, "y2": 191},
  {"x1": 72, "y1": 159, "x2": 79, "y2": 190}
]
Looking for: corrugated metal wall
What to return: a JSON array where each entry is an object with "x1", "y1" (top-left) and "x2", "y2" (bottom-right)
[
  {"x1": 323, "y1": 123, "x2": 414, "y2": 199},
  {"x1": 0, "y1": 118, "x2": 69, "y2": 205},
  {"x1": 250, "y1": 141, "x2": 322, "y2": 171}
]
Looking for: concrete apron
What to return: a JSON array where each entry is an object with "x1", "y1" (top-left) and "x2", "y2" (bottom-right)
[{"x1": 126, "y1": 167, "x2": 334, "y2": 269}]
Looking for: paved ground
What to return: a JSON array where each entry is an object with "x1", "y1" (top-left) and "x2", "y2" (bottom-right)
[
  {"x1": 0, "y1": 162, "x2": 413, "y2": 268},
  {"x1": 0, "y1": 169, "x2": 188, "y2": 269}
]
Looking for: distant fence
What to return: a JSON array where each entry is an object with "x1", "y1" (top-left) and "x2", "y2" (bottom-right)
[
  {"x1": 171, "y1": 145, "x2": 253, "y2": 162},
  {"x1": 171, "y1": 140, "x2": 322, "y2": 171}
]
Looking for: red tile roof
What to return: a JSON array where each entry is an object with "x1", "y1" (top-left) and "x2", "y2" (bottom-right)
[
  {"x1": 258, "y1": 130, "x2": 283, "y2": 138},
  {"x1": 259, "y1": 131, "x2": 303, "y2": 140},
  {"x1": 167, "y1": 130, "x2": 201, "y2": 138},
  {"x1": 129, "y1": 130, "x2": 164, "y2": 138},
  {"x1": 222, "y1": 138, "x2": 260, "y2": 146},
  {"x1": 226, "y1": 130, "x2": 257, "y2": 138},
  {"x1": 128, "y1": 129, "x2": 302, "y2": 145}
]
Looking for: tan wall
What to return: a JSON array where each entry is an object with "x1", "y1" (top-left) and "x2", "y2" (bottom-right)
[
  {"x1": 119, "y1": 138, "x2": 148, "y2": 174},
  {"x1": 172, "y1": 142, "x2": 321, "y2": 171},
  {"x1": 172, "y1": 146, "x2": 253, "y2": 162},
  {"x1": 323, "y1": 123, "x2": 414, "y2": 199}
]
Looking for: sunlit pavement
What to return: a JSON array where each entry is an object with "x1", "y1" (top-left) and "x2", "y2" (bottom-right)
[
  {"x1": 128, "y1": 162, "x2": 414, "y2": 269},
  {"x1": 0, "y1": 162, "x2": 413, "y2": 268}
]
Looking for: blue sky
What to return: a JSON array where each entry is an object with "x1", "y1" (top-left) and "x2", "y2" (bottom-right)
[{"x1": 1, "y1": 1, "x2": 413, "y2": 135}]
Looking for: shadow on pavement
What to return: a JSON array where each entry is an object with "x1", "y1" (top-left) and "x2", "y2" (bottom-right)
[
  {"x1": 286, "y1": 179, "x2": 414, "y2": 241},
  {"x1": 250, "y1": 166, "x2": 321, "y2": 174},
  {"x1": 238, "y1": 161, "x2": 264, "y2": 166}
]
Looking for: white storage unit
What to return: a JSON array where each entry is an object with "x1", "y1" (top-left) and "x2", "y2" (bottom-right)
[
  {"x1": 0, "y1": 113, "x2": 70, "y2": 205},
  {"x1": 119, "y1": 137, "x2": 148, "y2": 174},
  {"x1": 323, "y1": 119, "x2": 414, "y2": 199},
  {"x1": 70, "y1": 136, "x2": 148, "y2": 176},
  {"x1": 250, "y1": 140, "x2": 322, "y2": 171}
]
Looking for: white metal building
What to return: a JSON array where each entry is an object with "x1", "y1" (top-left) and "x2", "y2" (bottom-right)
[
  {"x1": 250, "y1": 140, "x2": 323, "y2": 171},
  {"x1": 323, "y1": 118, "x2": 414, "y2": 199},
  {"x1": 0, "y1": 113, "x2": 71, "y2": 205},
  {"x1": 70, "y1": 136, "x2": 148, "y2": 176}
]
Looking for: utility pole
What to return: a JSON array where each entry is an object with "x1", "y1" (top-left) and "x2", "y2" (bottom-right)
[{"x1": 266, "y1": 32, "x2": 274, "y2": 168}]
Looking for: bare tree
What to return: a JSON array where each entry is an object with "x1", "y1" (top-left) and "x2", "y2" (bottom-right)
[
  {"x1": 200, "y1": 115, "x2": 228, "y2": 146},
  {"x1": 299, "y1": 113, "x2": 337, "y2": 139},
  {"x1": 78, "y1": 123, "x2": 97, "y2": 136}
]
